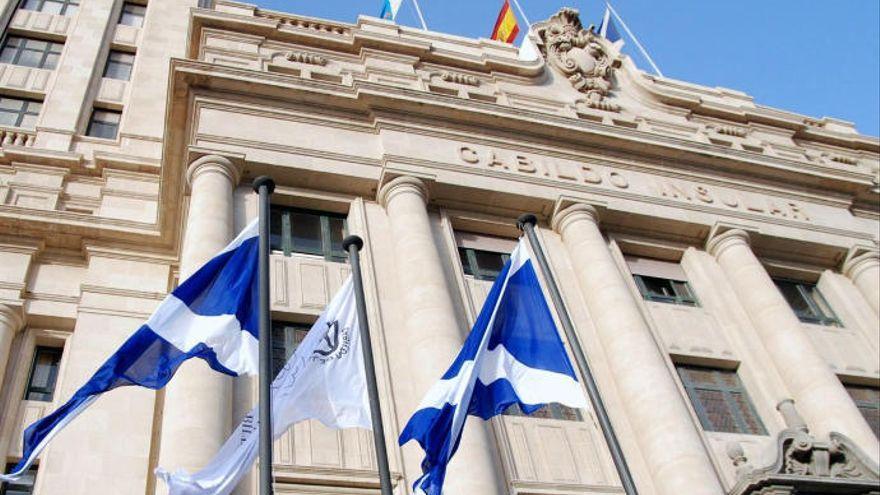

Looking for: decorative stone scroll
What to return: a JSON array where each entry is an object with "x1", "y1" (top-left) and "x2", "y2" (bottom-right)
[
  {"x1": 535, "y1": 8, "x2": 620, "y2": 110},
  {"x1": 284, "y1": 50, "x2": 327, "y2": 66}
]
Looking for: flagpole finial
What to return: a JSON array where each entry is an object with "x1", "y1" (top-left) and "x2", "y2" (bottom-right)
[
  {"x1": 252, "y1": 176, "x2": 275, "y2": 194},
  {"x1": 342, "y1": 235, "x2": 364, "y2": 252},
  {"x1": 517, "y1": 213, "x2": 537, "y2": 231}
]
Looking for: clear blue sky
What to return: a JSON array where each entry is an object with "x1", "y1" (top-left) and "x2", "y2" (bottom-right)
[{"x1": 253, "y1": 0, "x2": 880, "y2": 137}]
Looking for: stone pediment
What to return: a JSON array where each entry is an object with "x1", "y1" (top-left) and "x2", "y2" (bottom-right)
[{"x1": 730, "y1": 428, "x2": 880, "y2": 495}]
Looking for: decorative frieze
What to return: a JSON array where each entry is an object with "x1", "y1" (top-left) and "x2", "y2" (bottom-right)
[
  {"x1": 284, "y1": 50, "x2": 328, "y2": 66},
  {"x1": 438, "y1": 71, "x2": 479, "y2": 86}
]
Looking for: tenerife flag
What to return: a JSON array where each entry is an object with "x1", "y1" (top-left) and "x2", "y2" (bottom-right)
[
  {"x1": 598, "y1": 6, "x2": 624, "y2": 48},
  {"x1": 380, "y1": 0, "x2": 403, "y2": 20},
  {"x1": 399, "y1": 240, "x2": 588, "y2": 495},
  {"x1": 0, "y1": 220, "x2": 261, "y2": 482}
]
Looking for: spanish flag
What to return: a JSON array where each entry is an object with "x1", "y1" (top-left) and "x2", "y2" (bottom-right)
[{"x1": 491, "y1": 0, "x2": 519, "y2": 44}]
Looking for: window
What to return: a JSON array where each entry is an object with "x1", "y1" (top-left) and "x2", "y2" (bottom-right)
[
  {"x1": 633, "y1": 274, "x2": 699, "y2": 306},
  {"x1": 271, "y1": 321, "x2": 310, "y2": 378},
  {"x1": 458, "y1": 247, "x2": 509, "y2": 281},
  {"x1": 19, "y1": 0, "x2": 78, "y2": 16},
  {"x1": 103, "y1": 51, "x2": 135, "y2": 80},
  {"x1": 844, "y1": 383, "x2": 879, "y2": 438},
  {"x1": 270, "y1": 207, "x2": 347, "y2": 261},
  {"x1": 503, "y1": 402, "x2": 583, "y2": 422},
  {"x1": 773, "y1": 279, "x2": 841, "y2": 326},
  {"x1": 677, "y1": 365, "x2": 766, "y2": 435},
  {"x1": 0, "y1": 97, "x2": 41, "y2": 128},
  {"x1": 118, "y1": 3, "x2": 146, "y2": 27},
  {"x1": 86, "y1": 109, "x2": 121, "y2": 139},
  {"x1": 24, "y1": 346, "x2": 62, "y2": 402},
  {"x1": 0, "y1": 464, "x2": 37, "y2": 494},
  {"x1": 0, "y1": 36, "x2": 63, "y2": 70}
]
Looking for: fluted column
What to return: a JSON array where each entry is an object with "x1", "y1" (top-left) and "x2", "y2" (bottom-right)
[
  {"x1": 552, "y1": 204, "x2": 723, "y2": 495},
  {"x1": 843, "y1": 250, "x2": 880, "y2": 316},
  {"x1": 0, "y1": 304, "x2": 23, "y2": 392},
  {"x1": 158, "y1": 155, "x2": 240, "y2": 477},
  {"x1": 707, "y1": 229, "x2": 879, "y2": 460},
  {"x1": 378, "y1": 176, "x2": 502, "y2": 495}
]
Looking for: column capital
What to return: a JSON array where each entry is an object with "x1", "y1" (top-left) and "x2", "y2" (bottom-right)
[
  {"x1": 705, "y1": 228, "x2": 751, "y2": 258},
  {"x1": 551, "y1": 203, "x2": 600, "y2": 234},
  {"x1": 0, "y1": 304, "x2": 24, "y2": 333},
  {"x1": 377, "y1": 176, "x2": 429, "y2": 208},
  {"x1": 186, "y1": 154, "x2": 242, "y2": 189},
  {"x1": 842, "y1": 249, "x2": 880, "y2": 280}
]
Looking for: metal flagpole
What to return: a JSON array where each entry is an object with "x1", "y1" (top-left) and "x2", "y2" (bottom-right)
[
  {"x1": 509, "y1": 0, "x2": 531, "y2": 28},
  {"x1": 604, "y1": 1, "x2": 663, "y2": 77},
  {"x1": 342, "y1": 235, "x2": 394, "y2": 495},
  {"x1": 410, "y1": 0, "x2": 428, "y2": 30},
  {"x1": 517, "y1": 214, "x2": 639, "y2": 495},
  {"x1": 253, "y1": 176, "x2": 276, "y2": 495}
]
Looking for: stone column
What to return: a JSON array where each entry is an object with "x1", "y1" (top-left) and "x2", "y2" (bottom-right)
[
  {"x1": 842, "y1": 250, "x2": 880, "y2": 316},
  {"x1": 0, "y1": 304, "x2": 23, "y2": 391},
  {"x1": 157, "y1": 155, "x2": 239, "y2": 476},
  {"x1": 707, "y1": 229, "x2": 879, "y2": 461},
  {"x1": 377, "y1": 176, "x2": 502, "y2": 495},
  {"x1": 552, "y1": 204, "x2": 724, "y2": 495}
]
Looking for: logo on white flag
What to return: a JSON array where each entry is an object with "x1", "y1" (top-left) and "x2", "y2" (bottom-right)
[{"x1": 311, "y1": 320, "x2": 351, "y2": 363}]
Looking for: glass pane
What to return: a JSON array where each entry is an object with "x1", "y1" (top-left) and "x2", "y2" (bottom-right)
[
  {"x1": 0, "y1": 97, "x2": 24, "y2": 111},
  {"x1": 42, "y1": 0, "x2": 63, "y2": 15},
  {"x1": 87, "y1": 120, "x2": 119, "y2": 139},
  {"x1": 0, "y1": 111, "x2": 20, "y2": 126},
  {"x1": 22, "y1": 0, "x2": 42, "y2": 10},
  {"x1": 694, "y1": 388, "x2": 738, "y2": 432},
  {"x1": 458, "y1": 248, "x2": 474, "y2": 276},
  {"x1": 774, "y1": 280, "x2": 816, "y2": 318},
  {"x1": 639, "y1": 275, "x2": 676, "y2": 299},
  {"x1": 104, "y1": 61, "x2": 132, "y2": 80},
  {"x1": 17, "y1": 49, "x2": 43, "y2": 68},
  {"x1": 327, "y1": 216, "x2": 345, "y2": 257},
  {"x1": 290, "y1": 212, "x2": 322, "y2": 254},
  {"x1": 473, "y1": 250, "x2": 505, "y2": 279},
  {"x1": 26, "y1": 348, "x2": 60, "y2": 401},
  {"x1": 119, "y1": 4, "x2": 146, "y2": 27},
  {"x1": 19, "y1": 113, "x2": 38, "y2": 129},
  {"x1": 2, "y1": 463, "x2": 37, "y2": 494},
  {"x1": 269, "y1": 209, "x2": 283, "y2": 251},
  {"x1": 805, "y1": 286, "x2": 836, "y2": 321},
  {"x1": 730, "y1": 391, "x2": 765, "y2": 435},
  {"x1": 43, "y1": 52, "x2": 60, "y2": 70}
]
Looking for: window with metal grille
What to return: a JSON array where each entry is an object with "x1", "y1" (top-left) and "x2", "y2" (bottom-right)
[
  {"x1": 844, "y1": 383, "x2": 879, "y2": 438},
  {"x1": 0, "y1": 464, "x2": 37, "y2": 494},
  {"x1": 24, "y1": 346, "x2": 62, "y2": 402},
  {"x1": 270, "y1": 207, "x2": 347, "y2": 261},
  {"x1": 458, "y1": 247, "x2": 509, "y2": 281},
  {"x1": 0, "y1": 97, "x2": 41, "y2": 128},
  {"x1": 18, "y1": 0, "x2": 78, "y2": 16},
  {"x1": 0, "y1": 36, "x2": 63, "y2": 70},
  {"x1": 633, "y1": 274, "x2": 699, "y2": 306},
  {"x1": 773, "y1": 279, "x2": 841, "y2": 326},
  {"x1": 103, "y1": 50, "x2": 135, "y2": 80},
  {"x1": 677, "y1": 365, "x2": 766, "y2": 435},
  {"x1": 86, "y1": 109, "x2": 121, "y2": 139},
  {"x1": 503, "y1": 402, "x2": 583, "y2": 422},
  {"x1": 119, "y1": 2, "x2": 146, "y2": 27},
  {"x1": 271, "y1": 321, "x2": 310, "y2": 378}
]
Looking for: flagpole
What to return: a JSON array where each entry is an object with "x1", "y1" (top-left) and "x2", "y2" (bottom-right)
[
  {"x1": 253, "y1": 176, "x2": 276, "y2": 495},
  {"x1": 410, "y1": 0, "x2": 428, "y2": 30},
  {"x1": 517, "y1": 214, "x2": 639, "y2": 495},
  {"x1": 604, "y1": 1, "x2": 663, "y2": 77},
  {"x1": 509, "y1": 0, "x2": 531, "y2": 27},
  {"x1": 343, "y1": 235, "x2": 394, "y2": 495}
]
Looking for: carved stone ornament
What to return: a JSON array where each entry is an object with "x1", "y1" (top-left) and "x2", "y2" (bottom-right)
[
  {"x1": 535, "y1": 8, "x2": 620, "y2": 108},
  {"x1": 730, "y1": 428, "x2": 880, "y2": 495},
  {"x1": 284, "y1": 50, "x2": 327, "y2": 66}
]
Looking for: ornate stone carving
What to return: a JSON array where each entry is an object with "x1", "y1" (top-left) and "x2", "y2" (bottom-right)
[
  {"x1": 284, "y1": 50, "x2": 327, "y2": 66},
  {"x1": 438, "y1": 71, "x2": 479, "y2": 87},
  {"x1": 535, "y1": 8, "x2": 619, "y2": 108}
]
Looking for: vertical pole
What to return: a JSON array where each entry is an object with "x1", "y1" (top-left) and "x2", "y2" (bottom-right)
[
  {"x1": 517, "y1": 214, "x2": 639, "y2": 495},
  {"x1": 342, "y1": 235, "x2": 394, "y2": 495},
  {"x1": 253, "y1": 176, "x2": 276, "y2": 495},
  {"x1": 410, "y1": 0, "x2": 429, "y2": 30}
]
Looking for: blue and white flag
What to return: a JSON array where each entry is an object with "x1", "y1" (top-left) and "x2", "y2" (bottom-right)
[
  {"x1": 399, "y1": 240, "x2": 588, "y2": 495},
  {"x1": 380, "y1": 0, "x2": 403, "y2": 20},
  {"x1": 0, "y1": 220, "x2": 262, "y2": 482},
  {"x1": 598, "y1": 6, "x2": 624, "y2": 48},
  {"x1": 157, "y1": 277, "x2": 370, "y2": 495}
]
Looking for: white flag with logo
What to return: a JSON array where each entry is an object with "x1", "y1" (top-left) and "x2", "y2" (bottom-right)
[{"x1": 157, "y1": 276, "x2": 371, "y2": 495}]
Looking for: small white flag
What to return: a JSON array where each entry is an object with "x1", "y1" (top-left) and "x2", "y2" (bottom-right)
[{"x1": 157, "y1": 277, "x2": 371, "y2": 495}]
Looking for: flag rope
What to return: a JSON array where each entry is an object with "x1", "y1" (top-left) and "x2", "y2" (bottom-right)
[
  {"x1": 509, "y1": 0, "x2": 531, "y2": 29},
  {"x1": 605, "y1": 1, "x2": 663, "y2": 77},
  {"x1": 411, "y1": 0, "x2": 428, "y2": 30}
]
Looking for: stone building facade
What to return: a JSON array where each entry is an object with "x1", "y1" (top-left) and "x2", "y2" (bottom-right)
[{"x1": 0, "y1": 1, "x2": 878, "y2": 494}]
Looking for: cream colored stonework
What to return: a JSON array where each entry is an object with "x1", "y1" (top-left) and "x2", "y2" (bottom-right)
[{"x1": 0, "y1": 1, "x2": 877, "y2": 494}]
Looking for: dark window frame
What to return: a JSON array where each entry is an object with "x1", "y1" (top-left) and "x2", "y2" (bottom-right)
[
  {"x1": 773, "y1": 278, "x2": 841, "y2": 327},
  {"x1": 23, "y1": 346, "x2": 62, "y2": 402},
  {"x1": 0, "y1": 463, "x2": 38, "y2": 494},
  {"x1": 843, "y1": 382, "x2": 879, "y2": 438},
  {"x1": 18, "y1": 0, "x2": 79, "y2": 16},
  {"x1": 458, "y1": 247, "x2": 510, "y2": 281},
  {"x1": 271, "y1": 320, "x2": 310, "y2": 378},
  {"x1": 85, "y1": 109, "x2": 121, "y2": 139},
  {"x1": 677, "y1": 364, "x2": 767, "y2": 435},
  {"x1": 633, "y1": 274, "x2": 699, "y2": 306},
  {"x1": 118, "y1": 2, "x2": 146, "y2": 27},
  {"x1": 502, "y1": 402, "x2": 583, "y2": 422},
  {"x1": 0, "y1": 36, "x2": 63, "y2": 70},
  {"x1": 0, "y1": 97, "x2": 42, "y2": 128},
  {"x1": 102, "y1": 50, "x2": 135, "y2": 80},
  {"x1": 270, "y1": 206, "x2": 347, "y2": 262}
]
